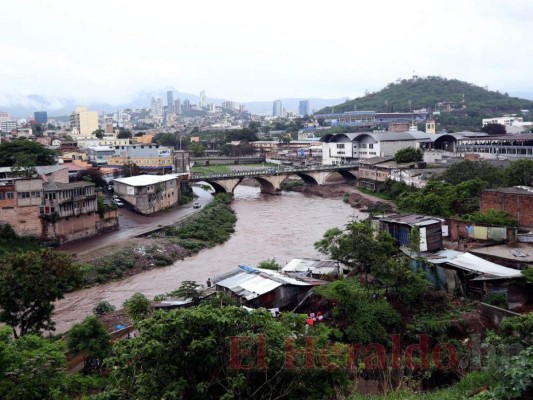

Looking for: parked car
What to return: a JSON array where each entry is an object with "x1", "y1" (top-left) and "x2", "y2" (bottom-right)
[
  {"x1": 113, "y1": 199, "x2": 124, "y2": 208},
  {"x1": 193, "y1": 202, "x2": 201, "y2": 209}
]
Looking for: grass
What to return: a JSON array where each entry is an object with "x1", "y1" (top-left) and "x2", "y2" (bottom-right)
[
  {"x1": 357, "y1": 186, "x2": 394, "y2": 201},
  {"x1": 191, "y1": 165, "x2": 231, "y2": 174},
  {"x1": 349, "y1": 371, "x2": 494, "y2": 400}
]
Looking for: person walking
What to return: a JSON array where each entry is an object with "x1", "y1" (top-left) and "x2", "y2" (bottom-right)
[{"x1": 206, "y1": 278, "x2": 212, "y2": 288}]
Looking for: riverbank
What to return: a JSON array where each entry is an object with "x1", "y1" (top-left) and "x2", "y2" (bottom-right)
[
  {"x1": 291, "y1": 181, "x2": 397, "y2": 211},
  {"x1": 71, "y1": 193, "x2": 236, "y2": 288}
]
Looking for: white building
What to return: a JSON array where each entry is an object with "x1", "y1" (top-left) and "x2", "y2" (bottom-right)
[
  {"x1": 482, "y1": 116, "x2": 523, "y2": 127},
  {"x1": 113, "y1": 174, "x2": 186, "y2": 215},
  {"x1": 320, "y1": 131, "x2": 431, "y2": 165}
]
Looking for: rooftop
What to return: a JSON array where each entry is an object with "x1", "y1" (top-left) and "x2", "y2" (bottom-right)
[
  {"x1": 421, "y1": 249, "x2": 524, "y2": 279},
  {"x1": 483, "y1": 186, "x2": 533, "y2": 195},
  {"x1": 216, "y1": 265, "x2": 314, "y2": 301},
  {"x1": 379, "y1": 213, "x2": 443, "y2": 227},
  {"x1": 114, "y1": 173, "x2": 187, "y2": 187}
]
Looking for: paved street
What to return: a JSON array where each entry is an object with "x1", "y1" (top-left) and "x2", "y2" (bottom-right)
[{"x1": 59, "y1": 187, "x2": 212, "y2": 256}]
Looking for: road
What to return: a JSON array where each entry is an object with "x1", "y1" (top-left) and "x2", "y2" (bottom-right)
[{"x1": 59, "y1": 186, "x2": 212, "y2": 256}]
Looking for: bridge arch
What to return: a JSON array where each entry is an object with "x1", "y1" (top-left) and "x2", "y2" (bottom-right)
[
  {"x1": 200, "y1": 178, "x2": 242, "y2": 194},
  {"x1": 253, "y1": 176, "x2": 283, "y2": 195},
  {"x1": 334, "y1": 169, "x2": 358, "y2": 182},
  {"x1": 293, "y1": 172, "x2": 319, "y2": 185}
]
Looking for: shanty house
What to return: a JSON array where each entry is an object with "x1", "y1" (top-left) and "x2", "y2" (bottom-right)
[
  {"x1": 215, "y1": 265, "x2": 324, "y2": 309},
  {"x1": 411, "y1": 249, "x2": 530, "y2": 310},
  {"x1": 379, "y1": 213, "x2": 443, "y2": 252}
]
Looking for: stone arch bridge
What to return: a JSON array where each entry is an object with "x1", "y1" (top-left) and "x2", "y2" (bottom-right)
[{"x1": 190, "y1": 164, "x2": 359, "y2": 195}]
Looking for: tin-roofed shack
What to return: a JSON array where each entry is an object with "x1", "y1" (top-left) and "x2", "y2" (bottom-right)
[
  {"x1": 378, "y1": 214, "x2": 443, "y2": 252},
  {"x1": 282, "y1": 258, "x2": 349, "y2": 278},
  {"x1": 215, "y1": 265, "x2": 326, "y2": 309},
  {"x1": 408, "y1": 248, "x2": 531, "y2": 310}
]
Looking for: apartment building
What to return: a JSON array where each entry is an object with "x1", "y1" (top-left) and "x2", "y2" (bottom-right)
[{"x1": 0, "y1": 166, "x2": 118, "y2": 243}]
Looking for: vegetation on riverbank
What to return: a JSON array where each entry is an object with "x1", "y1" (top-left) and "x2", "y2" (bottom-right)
[
  {"x1": 74, "y1": 193, "x2": 236, "y2": 288},
  {"x1": 0, "y1": 223, "x2": 46, "y2": 255}
]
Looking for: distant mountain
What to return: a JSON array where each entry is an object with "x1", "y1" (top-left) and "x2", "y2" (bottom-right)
[
  {"x1": 317, "y1": 76, "x2": 533, "y2": 115},
  {"x1": 0, "y1": 90, "x2": 347, "y2": 119}
]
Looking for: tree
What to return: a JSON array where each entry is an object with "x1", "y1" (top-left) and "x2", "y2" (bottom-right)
[
  {"x1": 77, "y1": 169, "x2": 106, "y2": 188},
  {"x1": 105, "y1": 305, "x2": 350, "y2": 399},
  {"x1": 0, "y1": 139, "x2": 57, "y2": 167},
  {"x1": 440, "y1": 161, "x2": 505, "y2": 187},
  {"x1": 394, "y1": 147, "x2": 423, "y2": 163},
  {"x1": 117, "y1": 129, "x2": 132, "y2": 139},
  {"x1": 67, "y1": 316, "x2": 111, "y2": 372},
  {"x1": 257, "y1": 258, "x2": 281, "y2": 270},
  {"x1": 93, "y1": 301, "x2": 116, "y2": 316},
  {"x1": 481, "y1": 122, "x2": 506, "y2": 135},
  {"x1": 0, "y1": 249, "x2": 80, "y2": 338},
  {"x1": 154, "y1": 132, "x2": 178, "y2": 147},
  {"x1": 188, "y1": 141, "x2": 205, "y2": 156},
  {"x1": 466, "y1": 209, "x2": 518, "y2": 226},
  {"x1": 11, "y1": 154, "x2": 37, "y2": 177},
  {"x1": 168, "y1": 280, "x2": 204, "y2": 304},
  {"x1": 505, "y1": 159, "x2": 533, "y2": 186},
  {"x1": 0, "y1": 327, "x2": 68, "y2": 399},
  {"x1": 314, "y1": 221, "x2": 397, "y2": 286},
  {"x1": 123, "y1": 292, "x2": 152, "y2": 322},
  {"x1": 92, "y1": 129, "x2": 105, "y2": 139}
]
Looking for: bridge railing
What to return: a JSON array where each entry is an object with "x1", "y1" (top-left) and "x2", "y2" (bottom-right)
[{"x1": 190, "y1": 163, "x2": 359, "y2": 180}]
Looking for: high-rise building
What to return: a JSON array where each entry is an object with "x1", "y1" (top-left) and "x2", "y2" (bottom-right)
[
  {"x1": 70, "y1": 106, "x2": 99, "y2": 136},
  {"x1": 174, "y1": 99, "x2": 181, "y2": 114},
  {"x1": 34, "y1": 111, "x2": 48, "y2": 124},
  {"x1": 199, "y1": 90, "x2": 206, "y2": 108},
  {"x1": 183, "y1": 99, "x2": 191, "y2": 114},
  {"x1": 167, "y1": 91, "x2": 174, "y2": 113},
  {"x1": 151, "y1": 97, "x2": 163, "y2": 116},
  {"x1": 273, "y1": 100, "x2": 282, "y2": 117},
  {"x1": 299, "y1": 100, "x2": 310, "y2": 117}
]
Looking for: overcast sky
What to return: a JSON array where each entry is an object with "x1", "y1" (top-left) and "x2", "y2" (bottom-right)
[{"x1": 1, "y1": 0, "x2": 532, "y2": 109}]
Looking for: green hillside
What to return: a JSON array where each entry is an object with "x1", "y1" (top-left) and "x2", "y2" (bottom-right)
[{"x1": 317, "y1": 76, "x2": 533, "y2": 131}]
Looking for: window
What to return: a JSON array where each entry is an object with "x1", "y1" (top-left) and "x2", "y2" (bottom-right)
[
  {"x1": 18, "y1": 192, "x2": 30, "y2": 199},
  {"x1": 7, "y1": 192, "x2": 14, "y2": 199},
  {"x1": 0, "y1": 193, "x2": 4, "y2": 200},
  {"x1": 368, "y1": 144, "x2": 374, "y2": 149}
]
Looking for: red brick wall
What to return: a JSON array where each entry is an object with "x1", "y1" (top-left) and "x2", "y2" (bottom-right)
[{"x1": 481, "y1": 191, "x2": 533, "y2": 228}]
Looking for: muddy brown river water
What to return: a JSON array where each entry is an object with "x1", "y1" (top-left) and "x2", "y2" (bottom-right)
[{"x1": 53, "y1": 185, "x2": 366, "y2": 333}]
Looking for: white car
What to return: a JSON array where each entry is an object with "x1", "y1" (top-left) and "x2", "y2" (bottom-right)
[
  {"x1": 193, "y1": 202, "x2": 201, "y2": 209},
  {"x1": 113, "y1": 199, "x2": 124, "y2": 208}
]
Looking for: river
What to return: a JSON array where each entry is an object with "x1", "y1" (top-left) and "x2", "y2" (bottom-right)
[{"x1": 53, "y1": 185, "x2": 366, "y2": 333}]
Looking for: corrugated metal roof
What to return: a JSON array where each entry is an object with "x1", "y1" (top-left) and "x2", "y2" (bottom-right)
[
  {"x1": 447, "y1": 252, "x2": 522, "y2": 278},
  {"x1": 380, "y1": 213, "x2": 441, "y2": 227},
  {"x1": 216, "y1": 267, "x2": 312, "y2": 301},
  {"x1": 282, "y1": 258, "x2": 339, "y2": 275}
]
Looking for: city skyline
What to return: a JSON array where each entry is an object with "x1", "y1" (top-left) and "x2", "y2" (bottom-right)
[{"x1": 1, "y1": 0, "x2": 532, "y2": 112}]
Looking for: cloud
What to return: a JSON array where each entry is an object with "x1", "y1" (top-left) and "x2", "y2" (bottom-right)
[{"x1": 0, "y1": 0, "x2": 532, "y2": 106}]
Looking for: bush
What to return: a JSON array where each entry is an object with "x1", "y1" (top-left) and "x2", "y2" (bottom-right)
[
  {"x1": 257, "y1": 258, "x2": 281, "y2": 270},
  {"x1": 483, "y1": 292, "x2": 507, "y2": 309},
  {"x1": 93, "y1": 301, "x2": 116, "y2": 316}
]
